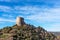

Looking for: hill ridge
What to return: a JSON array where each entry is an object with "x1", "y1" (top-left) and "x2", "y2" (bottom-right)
[{"x1": 0, "y1": 17, "x2": 58, "y2": 40}]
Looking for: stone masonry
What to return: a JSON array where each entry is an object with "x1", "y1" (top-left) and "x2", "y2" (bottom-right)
[{"x1": 16, "y1": 17, "x2": 25, "y2": 26}]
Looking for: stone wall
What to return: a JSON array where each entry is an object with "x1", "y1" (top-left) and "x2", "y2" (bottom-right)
[{"x1": 16, "y1": 17, "x2": 25, "y2": 26}]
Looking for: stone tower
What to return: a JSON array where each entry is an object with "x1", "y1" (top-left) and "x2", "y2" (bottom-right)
[{"x1": 16, "y1": 17, "x2": 25, "y2": 26}]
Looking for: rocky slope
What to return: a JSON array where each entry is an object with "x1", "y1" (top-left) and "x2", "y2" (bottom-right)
[
  {"x1": 0, "y1": 24, "x2": 57, "y2": 40},
  {"x1": 0, "y1": 17, "x2": 58, "y2": 40}
]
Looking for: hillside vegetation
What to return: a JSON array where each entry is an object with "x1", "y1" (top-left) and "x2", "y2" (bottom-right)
[{"x1": 0, "y1": 24, "x2": 57, "y2": 40}]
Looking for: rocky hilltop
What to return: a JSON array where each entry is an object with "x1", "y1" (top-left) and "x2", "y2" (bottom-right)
[{"x1": 0, "y1": 17, "x2": 58, "y2": 40}]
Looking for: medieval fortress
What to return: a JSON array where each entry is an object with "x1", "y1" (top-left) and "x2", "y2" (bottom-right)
[{"x1": 16, "y1": 17, "x2": 25, "y2": 26}]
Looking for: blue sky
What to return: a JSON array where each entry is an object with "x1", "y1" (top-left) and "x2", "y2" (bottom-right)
[{"x1": 0, "y1": 0, "x2": 60, "y2": 31}]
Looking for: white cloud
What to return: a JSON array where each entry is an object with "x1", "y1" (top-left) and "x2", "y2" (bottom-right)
[
  {"x1": 0, "y1": 5, "x2": 60, "y2": 31},
  {"x1": 2, "y1": 14, "x2": 14, "y2": 18},
  {"x1": 0, "y1": 5, "x2": 60, "y2": 23},
  {"x1": 47, "y1": 23, "x2": 60, "y2": 31},
  {"x1": 0, "y1": 6, "x2": 40, "y2": 14},
  {"x1": 0, "y1": 6, "x2": 14, "y2": 13},
  {"x1": 0, "y1": 18, "x2": 15, "y2": 22},
  {"x1": 25, "y1": 8, "x2": 60, "y2": 22}
]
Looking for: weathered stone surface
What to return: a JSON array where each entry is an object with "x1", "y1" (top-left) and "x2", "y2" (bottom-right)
[{"x1": 16, "y1": 17, "x2": 25, "y2": 26}]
